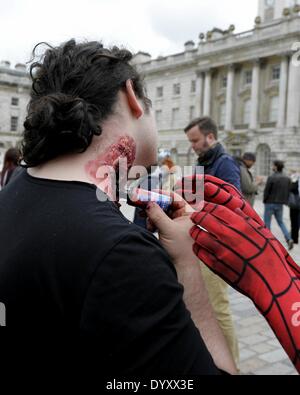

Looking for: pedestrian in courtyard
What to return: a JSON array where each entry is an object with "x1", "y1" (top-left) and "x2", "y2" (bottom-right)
[
  {"x1": 235, "y1": 152, "x2": 263, "y2": 207},
  {"x1": 184, "y1": 116, "x2": 240, "y2": 368},
  {"x1": 263, "y1": 160, "x2": 294, "y2": 250},
  {"x1": 0, "y1": 147, "x2": 21, "y2": 189},
  {"x1": 288, "y1": 170, "x2": 300, "y2": 244}
]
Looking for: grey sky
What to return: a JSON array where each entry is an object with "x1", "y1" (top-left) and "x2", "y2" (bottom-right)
[{"x1": 0, "y1": 0, "x2": 258, "y2": 65}]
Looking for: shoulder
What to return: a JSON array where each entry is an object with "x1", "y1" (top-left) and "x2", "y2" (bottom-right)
[{"x1": 215, "y1": 155, "x2": 240, "y2": 173}]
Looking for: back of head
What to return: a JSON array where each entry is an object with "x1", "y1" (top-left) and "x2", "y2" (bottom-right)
[
  {"x1": 243, "y1": 152, "x2": 256, "y2": 162},
  {"x1": 184, "y1": 116, "x2": 218, "y2": 139},
  {"x1": 161, "y1": 157, "x2": 175, "y2": 170},
  {"x1": 3, "y1": 148, "x2": 21, "y2": 168},
  {"x1": 22, "y1": 39, "x2": 150, "y2": 167},
  {"x1": 1, "y1": 147, "x2": 21, "y2": 187},
  {"x1": 274, "y1": 160, "x2": 285, "y2": 173}
]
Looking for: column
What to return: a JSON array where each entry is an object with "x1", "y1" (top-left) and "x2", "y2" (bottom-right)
[
  {"x1": 225, "y1": 64, "x2": 235, "y2": 131},
  {"x1": 287, "y1": 54, "x2": 300, "y2": 128},
  {"x1": 277, "y1": 55, "x2": 289, "y2": 128},
  {"x1": 250, "y1": 59, "x2": 260, "y2": 130},
  {"x1": 196, "y1": 71, "x2": 204, "y2": 117},
  {"x1": 203, "y1": 69, "x2": 211, "y2": 116}
]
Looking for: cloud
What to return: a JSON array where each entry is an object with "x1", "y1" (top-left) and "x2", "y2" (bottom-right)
[
  {"x1": 0, "y1": 0, "x2": 258, "y2": 64},
  {"x1": 147, "y1": 0, "x2": 258, "y2": 48}
]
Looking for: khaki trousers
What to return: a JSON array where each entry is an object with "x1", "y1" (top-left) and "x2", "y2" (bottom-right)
[{"x1": 201, "y1": 263, "x2": 240, "y2": 368}]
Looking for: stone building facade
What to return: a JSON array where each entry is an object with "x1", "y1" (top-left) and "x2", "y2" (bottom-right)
[
  {"x1": 0, "y1": 61, "x2": 30, "y2": 166},
  {"x1": 134, "y1": 0, "x2": 300, "y2": 175},
  {"x1": 0, "y1": 0, "x2": 299, "y2": 176}
]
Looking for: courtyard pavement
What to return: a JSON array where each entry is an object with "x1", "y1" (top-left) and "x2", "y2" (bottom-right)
[{"x1": 120, "y1": 198, "x2": 299, "y2": 375}]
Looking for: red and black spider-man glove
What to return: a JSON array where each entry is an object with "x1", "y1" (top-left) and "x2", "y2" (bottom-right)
[
  {"x1": 175, "y1": 174, "x2": 300, "y2": 279},
  {"x1": 201, "y1": 175, "x2": 300, "y2": 279},
  {"x1": 188, "y1": 181, "x2": 300, "y2": 373}
]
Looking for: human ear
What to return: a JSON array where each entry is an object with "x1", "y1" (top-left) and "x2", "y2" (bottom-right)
[{"x1": 124, "y1": 80, "x2": 143, "y2": 119}]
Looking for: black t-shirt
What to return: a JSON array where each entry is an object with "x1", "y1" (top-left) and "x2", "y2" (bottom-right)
[{"x1": 0, "y1": 170, "x2": 221, "y2": 375}]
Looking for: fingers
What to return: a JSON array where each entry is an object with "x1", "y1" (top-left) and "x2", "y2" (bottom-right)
[
  {"x1": 146, "y1": 218, "x2": 157, "y2": 233},
  {"x1": 204, "y1": 182, "x2": 265, "y2": 227},
  {"x1": 191, "y1": 203, "x2": 266, "y2": 251},
  {"x1": 176, "y1": 175, "x2": 264, "y2": 228},
  {"x1": 190, "y1": 226, "x2": 242, "y2": 284},
  {"x1": 146, "y1": 202, "x2": 174, "y2": 234},
  {"x1": 204, "y1": 175, "x2": 243, "y2": 199},
  {"x1": 173, "y1": 188, "x2": 199, "y2": 206},
  {"x1": 273, "y1": 239, "x2": 300, "y2": 278},
  {"x1": 153, "y1": 189, "x2": 195, "y2": 217},
  {"x1": 234, "y1": 208, "x2": 265, "y2": 229}
]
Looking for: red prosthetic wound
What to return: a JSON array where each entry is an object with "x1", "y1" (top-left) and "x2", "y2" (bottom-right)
[
  {"x1": 86, "y1": 135, "x2": 136, "y2": 180},
  {"x1": 190, "y1": 202, "x2": 300, "y2": 373},
  {"x1": 85, "y1": 136, "x2": 136, "y2": 198}
]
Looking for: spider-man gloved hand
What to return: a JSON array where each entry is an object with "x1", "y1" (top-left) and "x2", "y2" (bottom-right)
[
  {"x1": 176, "y1": 174, "x2": 300, "y2": 279},
  {"x1": 201, "y1": 175, "x2": 300, "y2": 280},
  {"x1": 190, "y1": 200, "x2": 300, "y2": 373}
]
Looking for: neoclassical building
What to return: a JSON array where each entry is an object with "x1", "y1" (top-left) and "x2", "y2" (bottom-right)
[
  {"x1": 0, "y1": 0, "x2": 299, "y2": 176},
  {"x1": 134, "y1": 0, "x2": 300, "y2": 175},
  {"x1": 0, "y1": 61, "x2": 30, "y2": 166}
]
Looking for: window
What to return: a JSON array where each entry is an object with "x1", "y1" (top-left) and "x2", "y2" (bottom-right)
[
  {"x1": 221, "y1": 75, "x2": 227, "y2": 89},
  {"x1": 155, "y1": 110, "x2": 162, "y2": 127},
  {"x1": 189, "y1": 106, "x2": 195, "y2": 121},
  {"x1": 219, "y1": 103, "x2": 226, "y2": 126},
  {"x1": 156, "y1": 87, "x2": 163, "y2": 98},
  {"x1": 256, "y1": 144, "x2": 271, "y2": 176},
  {"x1": 11, "y1": 116, "x2": 18, "y2": 132},
  {"x1": 191, "y1": 80, "x2": 196, "y2": 93},
  {"x1": 11, "y1": 97, "x2": 19, "y2": 106},
  {"x1": 271, "y1": 65, "x2": 280, "y2": 81},
  {"x1": 171, "y1": 108, "x2": 180, "y2": 127},
  {"x1": 269, "y1": 96, "x2": 279, "y2": 122},
  {"x1": 173, "y1": 83, "x2": 181, "y2": 96},
  {"x1": 243, "y1": 99, "x2": 251, "y2": 125},
  {"x1": 244, "y1": 70, "x2": 252, "y2": 85}
]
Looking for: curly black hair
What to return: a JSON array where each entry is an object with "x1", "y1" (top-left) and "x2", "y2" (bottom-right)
[{"x1": 22, "y1": 39, "x2": 150, "y2": 167}]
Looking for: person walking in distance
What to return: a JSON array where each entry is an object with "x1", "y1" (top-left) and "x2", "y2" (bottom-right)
[
  {"x1": 264, "y1": 160, "x2": 294, "y2": 250},
  {"x1": 235, "y1": 153, "x2": 263, "y2": 207}
]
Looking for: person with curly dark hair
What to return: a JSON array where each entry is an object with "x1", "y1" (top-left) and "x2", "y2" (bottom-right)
[{"x1": 0, "y1": 39, "x2": 236, "y2": 375}]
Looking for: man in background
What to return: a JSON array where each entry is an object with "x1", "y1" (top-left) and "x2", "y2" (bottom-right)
[
  {"x1": 264, "y1": 160, "x2": 294, "y2": 250},
  {"x1": 184, "y1": 116, "x2": 240, "y2": 368},
  {"x1": 236, "y1": 153, "x2": 263, "y2": 207}
]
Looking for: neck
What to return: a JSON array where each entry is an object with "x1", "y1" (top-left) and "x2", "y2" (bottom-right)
[{"x1": 28, "y1": 124, "x2": 137, "y2": 201}]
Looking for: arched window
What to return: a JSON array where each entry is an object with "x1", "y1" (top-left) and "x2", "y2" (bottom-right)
[{"x1": 256, "y1": 144, "x2": 271, "y2": 176}]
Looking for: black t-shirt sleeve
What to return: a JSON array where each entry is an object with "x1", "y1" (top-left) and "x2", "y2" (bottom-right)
[{"x1": 80, "y1": 229, "x2": 221, "y2": 375}]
